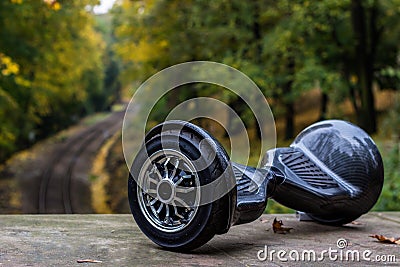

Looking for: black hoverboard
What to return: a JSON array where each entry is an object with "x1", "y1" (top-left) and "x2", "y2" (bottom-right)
[{"x1": 128, "y1": 120, "x2": 384, "y2": 251}]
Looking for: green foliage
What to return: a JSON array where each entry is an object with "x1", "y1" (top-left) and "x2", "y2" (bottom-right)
[
  {"x1": 381, "y1": 93, "x2": 400, "y2": 138},
  {"x1": 266, "y1": 200, "x2": 294, "y2": 214},
  {"x1": 374, "y1": 144, "x2": 400, "y2": 211},
  {"x1": 113, "y1": 0, "x2": 400, "y2": 139},
  {"x1": 112, "y1": 0, "x2": 266, "y2": 129},
  {"x1": 95, "y1": 13, "x2": 122, "y2": 110},
  {"x1": 0, "y1": 0, "x2": 117, "y2": 162},
  {"x1": 374, "y1": 93, "x2": 400, "y2": 211}
]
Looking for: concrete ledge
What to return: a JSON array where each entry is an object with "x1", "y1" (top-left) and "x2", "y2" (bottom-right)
[{"x1": 1, "y1": 212, "x2": 399, "y2": 266}]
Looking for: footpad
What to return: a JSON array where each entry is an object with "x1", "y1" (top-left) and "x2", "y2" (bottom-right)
[
  {"x1": 232, "y1": 163, "x2": 260, "y2": 195},
  {"x1": 280, "y1": 150, "x2": 339, "y2": 189}
]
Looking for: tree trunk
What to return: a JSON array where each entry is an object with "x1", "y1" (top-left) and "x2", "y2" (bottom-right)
[
  {"x1": 350, "y1": 0, "x2": 377, "y2": 133},
  {"x1": 226, "y1": 96, "x2": 244, "y2": 137},
  {"x1": 285, "y1": 100, "x2": 295, "y2": 140},
  {"x1": 283, "y1": 57, "x2": 295, "y2": 140},
  {"x1": 319, "y1": 92, "x2": 328, "y2": 121},
  {"x1": 252, "y1": 1, "x2": 262, "y2": 141}
]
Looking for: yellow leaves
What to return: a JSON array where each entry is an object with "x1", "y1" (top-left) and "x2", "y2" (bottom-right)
[
  {"x1": 0, "y1": 129, "x2": 17, "y2": 150},
  {"x1": 135, "y1": 39, "x2": 168, "y2": 62},
  {"x1": 159, "y1": 40, "x2": 168, "y2": 48},
  {"x1": 370, "y1": 234, "x2": 400, "y2": 245},
  {"x1": 116, "y1": 39, "x2": 169, "y2": 63},
  {"x1": 0, "y1": 53, "x2": 20, "y2": 76},
  {"x1": 272, "y1": 218, "x2": 293, "y2": 234},
  {"x1": 43, "y1": 0, "x2": 61, "y2": 11},
  {"x1": 350, "y1": 75, "x2": 358, "y2": 84},
  {"x1": 52, "y1": 2, "x2": 61, "y2": 11},
  {"x1": 121, "y1": 0, "x2": 134, "y2": 10},
  {"x1": 15, "y1": 76, "x2": 31, "y2": 87},
  {"x1": 0, "y1": 88, "x2": 17, "y2": 109},
  {"x1": 115, "y1": 24, "x2": 130, "y2": 37},
  {"x1": 1, "y1": 56, "x2": 12, "y2": 65},
  {"x1": 12, "y1": 0, "x2": 62, "y2": 11},
  {"x1": 2, "y1": 65, "x2": 19, "y2": 76},
  {"x1": 0, "y1": 130, "x2": 16, "y2": 142}
]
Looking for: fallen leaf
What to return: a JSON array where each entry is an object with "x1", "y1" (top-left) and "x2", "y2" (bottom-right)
[
  {"x1": 350, "y1": 221, "x2": 363, "y2": 225},
  {"x1": 369, "y1": 235, "x2": 400, "y2": 245},
  {"x1": 272, "y1": 217, "x2": 293, "y2": 234},
  {"x1": 77, "y1": 259, "x2": 103, "y2": 263}
]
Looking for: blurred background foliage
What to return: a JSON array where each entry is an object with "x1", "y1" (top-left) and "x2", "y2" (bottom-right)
[
  {"x1": 112, "y1": 0, "x2": 400, "y2": 137},
  {"x1": 111, "y1": 0, "x2": 400, "y2": 212},
  {"x1": 0, "y1": 0, "x2": 399, "y2": 213},
  {"x1": 0, "y1": 0, "x2": 121, "y2": 161}
]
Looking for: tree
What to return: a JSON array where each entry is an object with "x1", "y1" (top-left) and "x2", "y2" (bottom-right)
[
  {"x1": 300, "y1": 0, "x2": 400, "y2": 133},
  {"x1": 0, "y1": 0, "x2": 108, "y2": 161},
  {"x1": 113, "y1": 0, "x2": 400, "y2": 139},
  {"x1": 114, "y1": 1, "x2": 272, "y2": 138}
]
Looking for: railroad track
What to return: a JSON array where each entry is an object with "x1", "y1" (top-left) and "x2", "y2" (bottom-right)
[{"x1": 37, "y1": 110, "x2": 125, "y2": 214}]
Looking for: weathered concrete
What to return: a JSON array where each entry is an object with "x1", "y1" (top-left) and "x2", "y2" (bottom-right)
[{"x1": 1, "y1": 212, "x2": 399, "y2": 266}]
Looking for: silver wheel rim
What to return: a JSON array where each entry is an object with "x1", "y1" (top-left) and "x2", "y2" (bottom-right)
[{"x1": 137, "y1": 149, "x2": 200, "y2": 233}]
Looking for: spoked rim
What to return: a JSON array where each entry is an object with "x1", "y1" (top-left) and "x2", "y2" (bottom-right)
[{"x1": 137, "y1": 149, "x2": 201, "y2": 233}]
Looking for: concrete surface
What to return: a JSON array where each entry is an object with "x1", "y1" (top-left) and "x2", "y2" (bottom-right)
[{"x1": 1, "y1": 212, "x2": 399, "y2": 266}]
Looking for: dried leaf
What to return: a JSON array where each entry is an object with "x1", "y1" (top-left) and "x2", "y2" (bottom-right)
[
  {"x1": 77, "y1": 259, "x2": 102, "y2": 263},
  {"x1": 369, "y1": 234, "x2": 400, "y2": 245},
  {"x1": 272, "y1": 217, "x2": 293, "y2": 234},
  {"x1": 350, "y1": 221, "x2": 363, "y2": 225}
]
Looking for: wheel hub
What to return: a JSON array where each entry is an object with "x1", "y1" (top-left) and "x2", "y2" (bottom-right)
[
  {"x1": 137, "y1": 149, "x2": 200, "y2": 232},
  {"x1": 157, "y1": 179, "x2": 175, "y2": 204}
]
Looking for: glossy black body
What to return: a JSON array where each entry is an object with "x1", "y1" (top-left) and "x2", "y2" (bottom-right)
[
  {"x1": 232, "y1": 120, "x2": 384, "y2": 225},
  {"x1": 230, "y1": 163, "x2": 284, "y2": 225},
  {"x1": 275, "y1": 120, "x2": 383, "y2": 222}
]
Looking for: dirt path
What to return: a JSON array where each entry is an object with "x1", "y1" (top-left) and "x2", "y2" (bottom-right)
[{"x1": 2, "y1": 108, "x2": 125, "y2": 214}]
